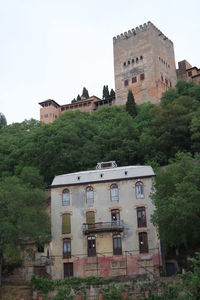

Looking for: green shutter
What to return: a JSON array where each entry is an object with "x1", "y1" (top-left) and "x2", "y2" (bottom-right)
[
  {"x1": 62, "y1": 214, "x2": 71, "y2": 234},
  {"x1": 86, "y1": 212, "x2": 95, "y2": 229}
]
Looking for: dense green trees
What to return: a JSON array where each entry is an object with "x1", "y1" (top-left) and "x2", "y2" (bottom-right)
[
  {"x1": 152, "y1": 152, "x2": 200, "y2": 268},
  {"x1": 0, "y1": 113, "x2": 7, "y2": 129},
  {"x1": 0, "y1": 166, "x2": 50, "y2": 285},
  {"x1": 102, "y1": 85, "x2": 110, "y2": 100},
  {"x1": 0, "y1": 81, "x2": 200, "y2": 186},
  {"x1": 82, "y1": 87, "x2": 89, "y2": 99},
  {"x1": 126, "y1": 90, "x2": 137, "y2": 118}
]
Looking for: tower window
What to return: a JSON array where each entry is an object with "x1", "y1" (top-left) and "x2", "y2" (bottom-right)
[
  {"x1": 124, "y1": 79, "x2": 129, "y2": 86},
  {"x1": 123, "y1": 62, "x2": 126, "y2": 67},
  {"x1": 132, "y1": 76, "x2": 137, "y2": 83},
  {"x1": 140, "y1": 55, "x2": 143, "y2": 60},
  {"x1": 128, "y1": 60, "x2": 130, "y2": 65},
  {"x1": 132, "y1": 59, "x2": 134, "y2": 64},
  {"x1": 136, "y1": 57, "x2": 139, "y2": 63},
  {"x1": 140, "y1": 73, "x2": 145, "y2": 81}
]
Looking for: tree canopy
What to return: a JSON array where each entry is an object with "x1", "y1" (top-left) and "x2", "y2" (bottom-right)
[
  {"x1": 152, "y1": 152, "x2": 200, "y2": 259},
  {"x1": 126, "y1": 90, "x2": 137, "y2": 118},
  {"x1": 0, "y1": 113, "x2": 7, "y2": 129},
  {"x1": 0, "y1": 166, "x2": 50, "y2": 284},
  {"x1": 81, "y1": 87, "x2": 89, "y2": 99},
  {"x1": 0, "y1": 81, "x2": 200, "y2": 186}
]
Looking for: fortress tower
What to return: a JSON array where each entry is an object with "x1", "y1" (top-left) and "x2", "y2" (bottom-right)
[{"x1": 113, "y1": 22, "x2": 177, "y2": 104}]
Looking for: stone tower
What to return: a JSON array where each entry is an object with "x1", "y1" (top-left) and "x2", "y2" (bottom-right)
[{"x1": 113, "y1": 22, "x2": 177, "y2": 105}]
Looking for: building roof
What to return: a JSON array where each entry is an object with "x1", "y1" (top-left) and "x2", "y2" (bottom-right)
[
  {"x1": 51, "y1": 165, "x2": 155, "y2": 187},
  {"x1": 39, "y1": 99, "x2": 61, "y2": 107}
]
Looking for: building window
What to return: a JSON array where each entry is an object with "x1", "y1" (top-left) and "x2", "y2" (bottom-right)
[
  {"x1": 137, "y1": 207, "x2": 147, "y2": 228},
  {"x1": 64, "y1": 263, "x2": 73, "y2": 277},
  {"x1": 63, "y1": 238, "x2": 71, "y2": 258},
  {"x1": 188, "y1": 71, "x2": 192, "y2": 77},
  {"x1": 135, "y1": 181, "x2": 144, "y2": 199},
  {"x1": 132, "y1": 76, "x2": 137, "y2": 83},
  {"x1": 161, "y1": 75, "x2": 163, "y2": 82},
  {"x1": 62, "y1": 189, "x2": 70, "y2": 206},
  {"x1": 136, "y1": 57, "x2": 139, "y2": 63},
  {"x1": 123, "y1": 62, "x2": 126, "y2": 67},
  {"x1": 128, "y1": 60, "x2": 130, "y2": 65},
  {"x1": 113, "y1": 234, "x2": 122, "y2": 255},
  {"x1": 110, "y1": 184, "x2": 119, "y2": 201},
  {"x1": 140, "y1": 55, "x2": 143, "y2": 60},
  {"x1": 86, "y1": 186, "x2": 94, "y2": 203},
  {"x1": 86, "y1": 211, "x2": 95, "y2": 229},
  {"x1": 165, "y1": 79, "x2": 168, "y2": 85},
  {"x1": 88, "y1": 236, "x2": 96, "y2": 256},
  {"x1": 111, "y1": 209, "x2": 120, "y2": 221},
  {"x1": 140, "y1": 73, "x2": 145, "y2": 80},
  {"x1": 62, "y1": 214, "x2": 71, "y2": 234},
  {"x1": 44, "y1": 114, "x2": 48, "y2": 118},
  {"x1": 139, "y1": 232, "x2": 148, "y2": 253},
  {"x1": 132, "y1": 59, "x2": 134, "y2": 64},
  {"x1": 37, "y1": 245, "x2": 44, "y2": 253},
  {"x1": 124, "y1": 79, "x2": 129, "y2": 86},
  {"x1": 169, "y1": 81, "x2": 172, "y2": 87}
]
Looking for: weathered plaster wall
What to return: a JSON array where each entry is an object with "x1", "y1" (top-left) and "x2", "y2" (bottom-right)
[{"x1": 51, "y1": 174, "x2": 160, "y2": 279}]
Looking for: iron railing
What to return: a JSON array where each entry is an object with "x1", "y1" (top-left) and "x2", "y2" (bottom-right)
[{"x1": 82, "y1": 220, "x2": 124, "y2": 234}]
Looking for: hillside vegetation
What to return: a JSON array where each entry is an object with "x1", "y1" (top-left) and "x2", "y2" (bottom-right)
[{"x1": 0, "y1": 80, "x2": 200, "y2": 186}]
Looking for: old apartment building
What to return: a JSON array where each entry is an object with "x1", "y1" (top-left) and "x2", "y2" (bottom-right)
[
  {"x1": 50, "y1": 162, "x2": 161, "y2": 278},
  {"x1": 113, "y1": 22, "x2": 177, "y2": 105}
]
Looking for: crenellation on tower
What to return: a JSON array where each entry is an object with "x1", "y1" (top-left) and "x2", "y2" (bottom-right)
[{"x1": 113, "y1": 22, "x2": 173, "y2": 46}]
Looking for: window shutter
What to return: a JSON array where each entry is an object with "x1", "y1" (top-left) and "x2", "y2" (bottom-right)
[
  {"x1": 62, "y1": 214, "x2": 71, "y2": 234},
  {"x1": 86, "y1": 211, "x2": 95, "y2": 225}
]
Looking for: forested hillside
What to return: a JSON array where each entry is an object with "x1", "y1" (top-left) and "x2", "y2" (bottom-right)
[{"x1": 0, "y1": 80, "x2": 200, "y2": 186}]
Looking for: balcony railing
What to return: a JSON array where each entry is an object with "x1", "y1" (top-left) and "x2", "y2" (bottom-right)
[{"x1": 82, "y1": 220, "x2": 124, "y2": 234}]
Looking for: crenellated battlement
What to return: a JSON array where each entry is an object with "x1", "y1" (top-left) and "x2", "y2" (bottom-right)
[{"x1": 113, "y1": 21, "x2": 173, "y2": 44}]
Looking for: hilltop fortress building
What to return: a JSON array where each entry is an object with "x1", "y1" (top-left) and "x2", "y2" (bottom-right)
[
  {"x1": 113, "y1": 22, "x2": 177, "y2": 105},
  {"x1": 39, "y1": 21, "x2": 199, "y2": 123}
]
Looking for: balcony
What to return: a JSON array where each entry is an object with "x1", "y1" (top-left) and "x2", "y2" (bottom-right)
[{"x1": 82, "y1": 220, "x2": 124, "y2": 234}]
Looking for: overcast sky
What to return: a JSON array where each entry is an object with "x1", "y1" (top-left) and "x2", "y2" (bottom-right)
[{"x1": 1, "y1": 0, "x2": 200, "y2": 124}]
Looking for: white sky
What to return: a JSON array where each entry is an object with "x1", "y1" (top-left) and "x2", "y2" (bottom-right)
[{"x1": 0, "y1": 0, "x2": 200, "y2": 124}]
